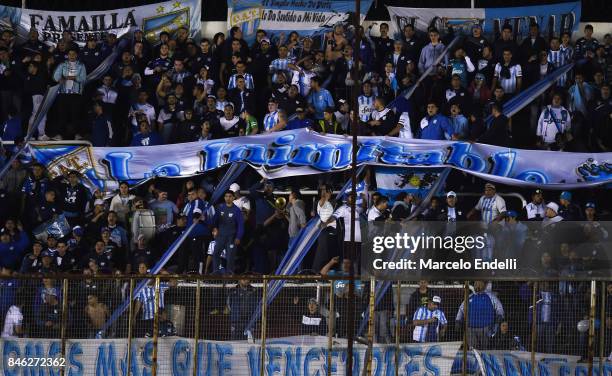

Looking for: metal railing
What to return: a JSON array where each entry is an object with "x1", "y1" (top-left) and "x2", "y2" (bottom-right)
[{"x1": 0, "y1": 273, "x2": 608, "y2": 375}]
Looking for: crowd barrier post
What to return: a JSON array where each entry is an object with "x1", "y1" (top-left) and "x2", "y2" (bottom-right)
[
  {"x1": 588, "y1": 280, "x2": 597, "y2": 376},
  {"x1": 327, "y1": 281, "x2": 334, "y2": 376},
  {"x1": 193, "y1": 280, "x2": 202, "y2": 376},
  {"x1": 260, "y1": 276, "x2": 269, "y2": 376},
  {"x1": 462, "y1": 281, "x2": 469, "y2": 376},
  {"x1": 126, "y1": 279, "x2": 135, "y2": 376},
  {"x1": 395, "y1": 281, "x2": 401, "y2": 376},
  {"x1": 366, "y1": 277, "x2": 376, "y2": 376},
  {"x1": 600, "y1": 281, "x2": 606, "y2": 370},
  {"x1": 152, "y1": 277, "x2": 161, "y2": 376},
  {"x1": 60, "y1": 278, "x2": 69, "y2": 376},
  {"x1": 531, "y1": 282, "x2": 538, "y2": 375}
]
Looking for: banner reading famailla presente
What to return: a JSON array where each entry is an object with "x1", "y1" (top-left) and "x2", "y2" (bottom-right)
[
  {"x1": 0, "y1": 0, "x2": 201, "y2": 45},
  {"x1": 387, "y1": 1, "x2": 580, "y2": 41},
  {"x1": 29, "y1": 129, "x2": 612, "y2": 192},
  {"x1": 227, "y1": 0, "x2": 373, "y2": 45}
]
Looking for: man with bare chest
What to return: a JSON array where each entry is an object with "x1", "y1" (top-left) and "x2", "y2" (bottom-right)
[{"x1": 85, "y1": 294, "x2": 108, "y2": 338}]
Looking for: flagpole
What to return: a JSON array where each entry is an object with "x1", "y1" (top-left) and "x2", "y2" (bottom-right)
[{"x1": 347, "y1": 0, "x2": 361, "y2": 373}]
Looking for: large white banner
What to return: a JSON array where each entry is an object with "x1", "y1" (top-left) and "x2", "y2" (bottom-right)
[
  {"x1": 0, "y1": 337, "x2": 461, "y2": 376},
  {"x1": 387, "y1": 2, "x2": 581, "y2": 41},
  {"x1": 474, "y1": 349, "x2": 612, "y2": 376},
  {"x1": 0, "y1": 0, "x2": 201, "y2": 46},
  {"x1": 29, "y1": 129, "x2": 612, "y2": 192},
  {"x1": 227, "y1": 0, "x2": 373, "y2": 45}
]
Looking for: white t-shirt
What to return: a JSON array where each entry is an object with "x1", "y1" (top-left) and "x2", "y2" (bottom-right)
[
  {"x1": 2, "y1": 305, "x2": 23, "y2": 338},
  {"x1": 234, "y1": 196, "x2": 251, "y2": 212},
  {"x1": 398, "y1": 112, "x2": 413, "y2": 139},
  {"x1": 333, "y1": 205, "x2": 363, "y2": 242},
  {"x1": 317, "y1": 201, "x2": 336, "y2": 228},
  {"x1": 367, "y1": 206, "x2": 383, "y2": 221},
  {"x1": 475, "y1": 194, "x2": 506, "y2": 224}
]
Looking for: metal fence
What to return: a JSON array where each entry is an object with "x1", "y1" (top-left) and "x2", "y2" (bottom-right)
[{"x1": 0, "y1": 274, "x2": 610, "y2": 375}]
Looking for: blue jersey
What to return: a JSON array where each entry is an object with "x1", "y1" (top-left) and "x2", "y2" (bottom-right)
[
  {"x1": 307, "y1": 89, "x2": 334, "y2": 120},
  {"x1": 419, "y1": 114, "x2": 454, "y2": 140}
]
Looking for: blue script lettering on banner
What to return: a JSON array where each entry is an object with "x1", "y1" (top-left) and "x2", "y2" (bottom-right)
[
  {"x1": 284, "y1": 347, "x2": 302, "y2": 376},
  {"x1": 216, "y1": 344, "x2": 233, "y2": 375},
  {"x1": 30, "y1": 129, "x2": 612, "y2": 191},
  {"x1": 172, "y1": 340, "x2": 190, "y2": 376},
  {"x1": 68, "y1": 343, "x2": 83, "y2": 376}
]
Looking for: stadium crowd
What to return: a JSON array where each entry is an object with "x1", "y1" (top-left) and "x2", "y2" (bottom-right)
[{"x1": 0, "y1": 17, "x2": 610, "y2": 354}]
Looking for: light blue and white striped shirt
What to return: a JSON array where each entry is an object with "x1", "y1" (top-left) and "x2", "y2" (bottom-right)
[
  {"x1": 269, "y1": 58, "x2": 293, "y2": 73},
  {"x1": 136, "y1": 282, "x2": 169, "y2": 320},
  {"x1": 494, "y1": 63, "x2": 522, "y2": 94},
  {"x1": 412, "y1": 307, "x2": 447, "y2": 342},
  {"x1": 475, "y1": 194, "x2": 506, "y2": 224},
  {"x1": 263, "y1": 111, "x2": 279, "y2": 131},
  {"x1": 358, "y1": 95, "x2": 375, "y2": 122},
  {"x1": 227, "y1": 73, "x2": 255, "y2": 90},
  {"x1": 548, "y1": 48, "x2": 573, "y2": 87}
]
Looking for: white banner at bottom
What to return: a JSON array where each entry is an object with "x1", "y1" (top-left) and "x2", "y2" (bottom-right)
[
  {"x1": 474, "y1": 349, "x2": 612, "y2": 376},
  {"x1": 0, "y1": 337, "x2": 460, "y2": 376}
]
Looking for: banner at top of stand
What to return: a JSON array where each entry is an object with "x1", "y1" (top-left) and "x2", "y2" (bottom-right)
[
  {"x1": 227, "y1": 0, "x2": 374, "y2": 45},
  {"x1": 387, "y1": 1, "x2": 581, "y2": 41},
  {"x1": 28, "y1": 129, "x2": 612, "y2": 193},
  {"x1": 0, "y1": 0, "x2": 202, "y2": 46}
]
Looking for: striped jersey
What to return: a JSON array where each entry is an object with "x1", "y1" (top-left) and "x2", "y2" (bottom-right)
[
  {"x1": 358, "y1": 95, "x2": 375, "y2": 122},
  {"x1": 412, "y1": 307, "x2": 447, "y2": 342},
  {"x1": 493, "y1": 63, "x2": 522, "y2": 94},
  {"x1": 263, "y1": 111, "x2": 279, "y2": 131},
  {"x1": 291, "y1": 69, "x2": 317, "y2": 97},
  {"x1": 227, "y1": 73, "x2": 255, "y2": 90},
  {"x1": 475, "y1": 194, "x2": 506, "y2": 224},
  {"x1": 136, "y1": 282, "x2": 169, "y2": 320},
  {"x1": 548, "y1": 48, "x2": 572, "y2": 87},
  {"x1": 269, "y1": 58, "x2": 293, "y2": 73}
]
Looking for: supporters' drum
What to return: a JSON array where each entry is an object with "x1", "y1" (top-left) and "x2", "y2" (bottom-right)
[
  {"x1": 131, "y1": 209, "x2": 156, "y2": 243},
  {"x1": 577, "y1": 319, "x2": 590, "y2": 333}
]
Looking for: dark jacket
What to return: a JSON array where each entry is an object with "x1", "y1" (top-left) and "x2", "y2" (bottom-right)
[{"x1": 478, "y1": 115, "x2": 510, "y2": 147}]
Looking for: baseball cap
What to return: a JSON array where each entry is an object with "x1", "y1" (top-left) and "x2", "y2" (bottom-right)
[
  {"x1": 475, "y1": 72, "x2": 485, "y2": 81},
  {"x1": 446, "y1": 191, "x2": 457, "y2": 198},
  {"x1": 94, "y1": 199, "x2": 105, "y2": 206},
  {"x1": 506, "y1": 210, "x2": 518, "y2": 218},
  {"x1": 72, "y1": 226, "x2": 84, "y2": 237},
  {"x1": 560, "y1": 191, "x2": 572, "y2": 201},
  {"x1": 41, "y1": 250, "x2": 53, "y2": 258},
  {"x1": 338, "y1": 99, "x2": 347, "y2": 105},
  {"x1": 137, "y1": 234, "x2": 145, "y2": 241},
  {"x1": 100, "y1": 227, "x2": 110, "y2": 234},
  {"x1": 432, "y1": 296, "x2": 442, "y2": 304},
  {"x1": 484, "y1": 183, "x2": 496, "y2": 190},
  {"x1": 534, "y1": 189, "x2": 543, "y2": 195},
  {"x1": 546, "y1": 202, "x2": 559, "y2": 213},
  {"x1": 261, "y1": 37, "x2": 270, "y2": 44},
  {"x1": 264, "y1": 180, "x2": 274, "y2": 188},
  {"x1": 295, "y1": 107, "x2": 305, "y2": 112},
  {"x1": 229, "y1": 183, "x2": 241, "y2": 193},
  {"x1": 308, "y1": 298, "x2": 319, "y2": 306},
  {"x1": 585, "y1": 202, "x2": 596, "y2": 209}
]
